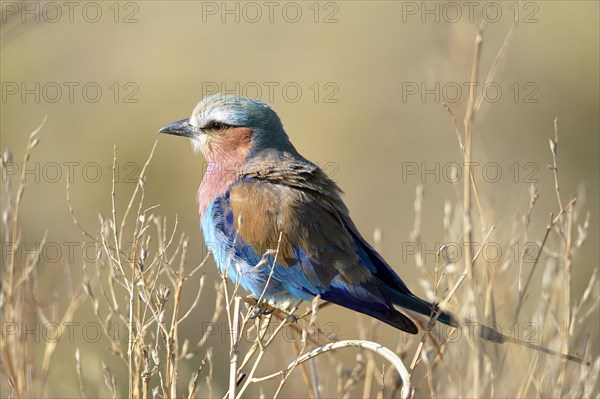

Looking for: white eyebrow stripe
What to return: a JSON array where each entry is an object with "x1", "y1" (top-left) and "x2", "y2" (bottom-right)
[{"x1": 201, "y1": 109, "x2": 234, "y2": 127}]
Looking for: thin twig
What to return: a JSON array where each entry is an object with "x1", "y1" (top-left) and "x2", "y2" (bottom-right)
[{"x1": 229, "y1": 297, "x2": 242, "y2": 399}]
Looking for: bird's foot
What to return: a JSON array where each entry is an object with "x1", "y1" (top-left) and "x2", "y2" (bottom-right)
[
  {"x1": 247, "y1": 299, "x2": 299, "y2": 323},
  {"x1": 282, "y1": 312, "x2": 297, "y2": 323},
  {"x1": 248, "y1": 301, "x2": 275, "y2": 319}
]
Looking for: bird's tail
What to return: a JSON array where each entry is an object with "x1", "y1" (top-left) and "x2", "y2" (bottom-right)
[
  {"x1": 387, "y1": 288, "x2": 587, "y2": 365},
  {"x1": 386, "y1": 288, "x2": 458, "y2": 328}
]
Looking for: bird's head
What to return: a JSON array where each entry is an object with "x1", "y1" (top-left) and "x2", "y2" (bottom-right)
[{"x1": 159, "y1": 94, "x2": 295, "y2": 163}]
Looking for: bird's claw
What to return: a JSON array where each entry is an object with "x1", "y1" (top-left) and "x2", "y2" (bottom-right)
[{"x1": 249, "y1": 302, "x2": 274, "y2": 319}]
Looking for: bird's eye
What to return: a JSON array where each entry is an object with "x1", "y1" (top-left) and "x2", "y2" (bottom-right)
[{"x1": 210, "y1": 121, "x2": 228, "y2": 131}]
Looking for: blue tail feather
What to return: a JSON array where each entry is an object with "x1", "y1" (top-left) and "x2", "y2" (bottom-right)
[
  {"x1": 349, "y1": 229, "x2": 458, "y2": 328},
  {"x1": 385, "y1": 287, "x2": 457, "y2": 327}
]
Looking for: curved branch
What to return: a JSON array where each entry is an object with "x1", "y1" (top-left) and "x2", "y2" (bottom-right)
[{"x1": 249, "y1": 340, "x2": 411, "y2": 398}]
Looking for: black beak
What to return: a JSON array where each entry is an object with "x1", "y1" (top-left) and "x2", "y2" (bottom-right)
[{"x1": 158, "y1": 118, "x2": 198, "y2": 138}]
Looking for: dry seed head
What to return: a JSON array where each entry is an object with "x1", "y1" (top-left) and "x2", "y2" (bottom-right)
[
  {"x1": 151, "y1": 347, "x2": 160, "y2": 365},
  {"x1": 140, "y1": 247, "x2": 148, "y2": 261},
  {"x1": 156, "y1": 283, "x2": 171, "y2": 305},
  {"x1": 3, "y1": 210, "x2": 10, "y2": 225},
  {"x1": 2, "y1": 149, "x2": 12, "y2": 164}
]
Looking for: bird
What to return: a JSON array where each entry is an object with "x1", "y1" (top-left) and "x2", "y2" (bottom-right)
[{"x1": 159, "y1": 94, "x2": 584, "y2": 363}]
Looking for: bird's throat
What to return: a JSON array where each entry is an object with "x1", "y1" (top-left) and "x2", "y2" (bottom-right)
[{"x1": 197, "y1": 127, "x2": 253, "y2": 216}]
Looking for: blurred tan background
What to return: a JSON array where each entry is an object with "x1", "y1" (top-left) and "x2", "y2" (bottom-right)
[{"x1": 1, "y1": 1, "x2": 598, "y2": 397}]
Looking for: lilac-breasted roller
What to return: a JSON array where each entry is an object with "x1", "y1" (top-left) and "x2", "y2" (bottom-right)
[
  {"x1": 157, "y1": 94, "x2": 584, "y2": 364},
  {"x1": 158, "y1": 93, "x2": 453, "y2": 334}
]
